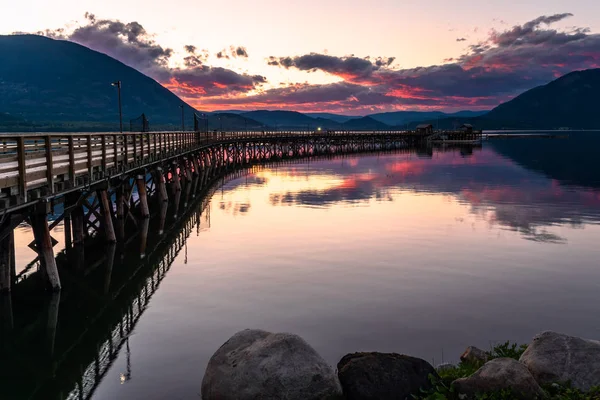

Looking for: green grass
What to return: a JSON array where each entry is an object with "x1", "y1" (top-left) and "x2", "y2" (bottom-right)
[{"x1": 413, "y1": 341, "x2": 600, "y2": 400}]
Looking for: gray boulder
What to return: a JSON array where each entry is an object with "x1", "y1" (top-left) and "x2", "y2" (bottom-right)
[
  {"x1": 337, "y1": 352, "x2": 437, "y2": 400},
  {"x1": 453, "y1": 358, "x2": 545, "y2": 399},
  {"x1": 201, "y1": 329, "x2": 342, "y2": 400},
  {"x1": 460, "y1": 346, "x2": 489, "y2": 366},
  {"x1": 519, "y1": 331, "x2": 600, "y2": 391}
]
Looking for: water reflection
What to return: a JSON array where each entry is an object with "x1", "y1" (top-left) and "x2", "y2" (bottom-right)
[{"x1": 255, "y1": 145, "x2": 600, "y2": 243}]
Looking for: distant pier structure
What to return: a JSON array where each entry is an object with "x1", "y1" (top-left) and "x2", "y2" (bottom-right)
[{"x1": 0, "y1": 127, "x2": 482, "y2": 292}]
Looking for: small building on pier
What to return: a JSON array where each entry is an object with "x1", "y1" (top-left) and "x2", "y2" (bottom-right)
[
  {"x1": 416, "y1": 124, "x2": 434, "y2": 134},
  {"x1": 460, "y1": 123, "x2": 474, "y2": 133}
]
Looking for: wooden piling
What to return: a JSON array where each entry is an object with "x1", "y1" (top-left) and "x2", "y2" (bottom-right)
[
  {"x1": 154, "y1": 167, "x2": 168, "y2": 203},
  {"x1": 183, "y1": 162, "x2": 193, "y2": 207},
  {"x1": 139, "y1": 217, "x2": 149, "y2": 259},
  {"x1": 158, "y1": 199, "x2": 168, "y2": 235},
  {"x1": 97, "y1": 188, "x2": 117, "y2": 243},
  {"x1": 64, "y1": 211, "x2": 72, "y2": 251},
  {"x1": 70, "y1": 194, "x2": 85, "y2": 246},
  {"x1": 0, "y1": 293, "x2": 13, "y2": 347},
  {"x1": 136, "y1": 175, "x2": 150, "y2": 218},
  {"x1": 31, "y1": 204, "x2": 61, "y2": 291},
  {"x1": 103, "y1": 243, "x2": 116, "y2": 294},
  {"x1": 0, "y1": 232, "x2": 13, "y2": 293},
  {"x1": 171, "y1": 161, "x2": 182, "y2": 195},
  {"x1": 116, "y1": 184, "x2": 125, "y2": 242},
  {"x1": 46, "y1": 291, "x2": 60, "y2": 356}
]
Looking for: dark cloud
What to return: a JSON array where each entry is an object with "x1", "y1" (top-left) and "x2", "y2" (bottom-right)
[
  {"x1": 456, "y1": 38, "x2": 467, "y2": 42},
  {"x1": 276, "y1": 53, "x2": 380, "y2": 78},
  {"x1": 267, "y1": 56, "x2": 280, "y2": 66},
  {"x1": 216, "y1": 46, "x2": 249, "y2": 59},
  {"x1": 61, "y1": 12, "x2": 174, "y2": 72},
  {"x1": 216, "y1": 50, "x2": 229, "y2": 59},
  {"x1": 374, "y1": 57, "x2": 395, "y2": 67},
  {"x1": 41, "y1": 14, "x2": 264, "y2": 99},
  {"x1": 233, "y1": 46, "x2": 248, "y2": 58},
  {"x1": 164, "y1": 66, "x2": 266, "y2": 97}
]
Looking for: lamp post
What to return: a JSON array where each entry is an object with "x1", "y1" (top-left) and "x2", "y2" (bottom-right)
[
  {"x1": 180, "y1": 105, "x2": 185, "y2": 131},
  {"x1": 111, "y1": 81, "x2": 123, "y2": 133}
]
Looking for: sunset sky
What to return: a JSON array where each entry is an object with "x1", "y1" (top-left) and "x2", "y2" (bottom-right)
[{"x1": 2, "y1": 0, "x2": 600, "y2": 114}]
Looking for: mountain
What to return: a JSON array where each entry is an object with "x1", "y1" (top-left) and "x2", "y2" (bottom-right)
[
  {"x1": 305, "y1": 113, "x2": 358, "y2": 123},
  {"x1": 206, "y1": 113, "x2": 265, "y2": 131},
  {"x1": 208, "y1": 110, "x2": 247, "y2": 115},
  {"x1": 240, "y1": 110, "x2": 330, "y2": 129},
  {"x1": 340, "y1": 116, "x2": 390, "y2": 130},
  {"x1": 368, "y1": 110, "x2": 489, "y2": 126},
  {"x1": 408, "y1": 69, "x2": 600, "y2": 130},
  {"x1": 0, "y1": 34, "x2": 198, "y2": 131},
  {"x1": 482, "y1": 69, "x2": 600, "y2": 129}
]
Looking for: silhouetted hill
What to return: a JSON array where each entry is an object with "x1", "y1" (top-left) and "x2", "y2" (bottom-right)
[
  {"x1": 241, "y1": 110, "x2": 334, "y2": 129},
  {"x1": 369, "y1": 110, "x2": 488, "y2": 126},
  {"x1": 411, "y1": 69, "x2": 600, "y2": 130},
  {"x1": 341, "y1": 116, "x2": 390, "y2": 130},
  {"x1": 206, "y1": 113, "x2": 265, "y2": 131},
  {"x1": 482, "y1": 69, "x2": 600, "y2": 129},
  {"x1": 305, "y1": 113, "x2": 358, "y2": 123},
  {"x1": 0, "y1": 34, "x2": 198, "y2": 131}
]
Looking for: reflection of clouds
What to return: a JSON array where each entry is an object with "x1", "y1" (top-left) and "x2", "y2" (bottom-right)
[
  {"x1": 222, "y1": 175, "x2": 267, "y2": 191},
  {"x1": 219, "y1": 201, "x2": 251, "y2": 215},
  {"x1": 263, "y1": 147, "x2": 600, "y2": 242}
]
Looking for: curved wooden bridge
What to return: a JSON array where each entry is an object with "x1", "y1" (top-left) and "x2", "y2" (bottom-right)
[{"x1": 0, "y1": 129, "x2": 482, "y2": 292}]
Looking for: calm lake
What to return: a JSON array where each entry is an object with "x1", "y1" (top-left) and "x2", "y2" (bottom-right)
[{"x1": 4, "y1": 132, "x2": 600, "y2": 400}]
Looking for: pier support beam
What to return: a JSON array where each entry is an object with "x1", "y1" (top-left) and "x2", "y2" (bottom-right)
[
  {"x1": 97, "y1": 188, "x2": 117, "y2": 243},
  {"x1": 183, "y1": 161, "x2": 193, "y2": 207},
  {"x1": 31, "y1": 203, "x2": 61, "y2": 291},
  {"x1": 46, "y1": 291, "x2": 60, "y2": 356},
  {"x1": 154, "y1": 167, "x2": 168, "y2": 203},
  {"x1": 0, "y1": 293, "x2": 13, "y2": 349},
  {"x1": 158, "y1": 200, "x2": 168, "y2": 236},
  {"x1": 116, "y1": 184, "x2": 126, "y2": 242},
  {"x1": 171, "y1": 161, "x2": 182, "y2": 195},
  {"x1": 136, "y1": 175, "x2": 150, "y2": 218},
  {"x1": 103, "y1": 243, "x2": 116, "y2": 294},
  {"x1": 0, "y1": 228, "x2": 14, "y2": 293},
  {"x1": 139, "y1": 217, "x2": 149, "y2": 259},
  {"x1": 70, "y1": 194, "x2": 85, "y2": 246}
]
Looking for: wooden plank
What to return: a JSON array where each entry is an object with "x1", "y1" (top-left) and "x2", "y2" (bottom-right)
[
  {"x1": 87, "y1": 135, "x2": 93, "y2": 178},
  {"x1": 44, "y1": 135, "x2": 54, "y2": 194},
  {"x1": 16, "y1": 137, "x2": 27, "y2": 203},
  {"x1": 68, "y1": 136, "x2": 75, "y2": 186},
  {"x1": 97, "y1": 189, "x2": 117, "y2": 243},
  {"x1": 101, "y1": 135, "x2": 107, "y2": 173}
]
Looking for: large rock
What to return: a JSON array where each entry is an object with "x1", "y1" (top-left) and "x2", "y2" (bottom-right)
[
  {"x1": 201, "y1": 329, "x2": 342, "y2": 400},
  {"x1": 460, "y1": 346, "x2": 489, "y2": 366},
  {"x1": 453, "y1": 358, "x2": 545, "y2": 399},
  {"x1": 519, "y1": 331, "x2": 600, "y2": 391},
  {"x1": 337, "y1": 352, "x2": 437, "y2": 400}
]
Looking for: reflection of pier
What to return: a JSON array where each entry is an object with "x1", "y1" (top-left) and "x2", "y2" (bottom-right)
[
  {"x1": 0, "y1": 171, "x2": 216, "y2": 399},
  {"x1": 0, "y1": 143, "x2": 482, "y2": 399},
  {"x1": 0, "y1": 130, "x2": 481, "y2": 293}
]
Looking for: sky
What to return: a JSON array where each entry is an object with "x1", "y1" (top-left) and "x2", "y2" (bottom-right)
[{"x1": 2, "y1": 0, "x2": 600, "y2": 114}]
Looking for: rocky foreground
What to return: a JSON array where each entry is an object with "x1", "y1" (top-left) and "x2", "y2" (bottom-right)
[{"x1": 201, "y1": 329, "x2": 600, "y2": 399}]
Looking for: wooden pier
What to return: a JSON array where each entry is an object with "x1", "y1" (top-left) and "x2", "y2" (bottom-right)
[{"x1": 0, "y1": 128, "x2": 482, "y2": 292}]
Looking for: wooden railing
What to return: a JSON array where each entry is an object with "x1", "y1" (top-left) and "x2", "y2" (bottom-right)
[{"x1": 0, "y1": 129, "x2": 457, "y2": 205}]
